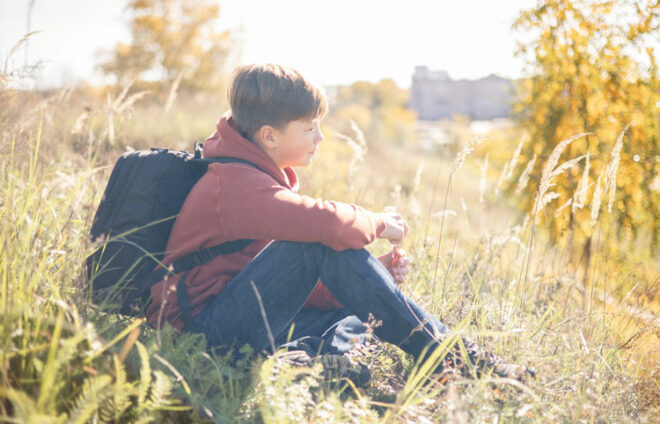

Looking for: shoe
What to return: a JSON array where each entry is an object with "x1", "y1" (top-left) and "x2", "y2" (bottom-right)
[
  {"x1": 279, "y1": 350, "x2": 371, "y2": 388},
  {"x1": 318, "y1": 354, "x2": 371, "y2": 388},
  {"x1": 435, "y1": 336, "x2": 536, "y2": 381}
]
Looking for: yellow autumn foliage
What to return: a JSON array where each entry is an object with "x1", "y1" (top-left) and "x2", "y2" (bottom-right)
[{"x1": 511, "y1": 0, "x2": 659, "y2": 256}]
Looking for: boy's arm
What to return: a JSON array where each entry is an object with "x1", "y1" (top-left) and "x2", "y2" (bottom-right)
[{"x1": 218, "y1": 169, "x2": 386, "y2": 251}]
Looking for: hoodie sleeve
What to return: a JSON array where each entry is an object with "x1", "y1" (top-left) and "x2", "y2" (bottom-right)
[{"x1": 216, "y1": 166, "x2": 386, "y2": 251}]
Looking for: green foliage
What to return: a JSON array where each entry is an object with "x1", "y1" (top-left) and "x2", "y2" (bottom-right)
[
  {"x1": 511, "y1": 0, "x2": 659, "y2": 252},
  {"x1": 0, "y1": 303, "x2": 187, "y2": 422},
  {"x1": 0, "y1": 122, "x2": 190, "y2": 422}
]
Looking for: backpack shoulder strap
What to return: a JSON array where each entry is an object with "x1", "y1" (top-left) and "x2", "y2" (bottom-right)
[{"x1": 146, "y1": 154, "x2": 265, "y2": 329}]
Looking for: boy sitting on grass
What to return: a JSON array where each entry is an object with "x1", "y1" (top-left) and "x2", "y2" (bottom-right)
[{"x1": 146, "y1": 63, "x2": 533, "y2": 384}]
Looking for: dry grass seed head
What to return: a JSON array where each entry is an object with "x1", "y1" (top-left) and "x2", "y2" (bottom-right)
[
  {"x1": 535, "y1": 152, "x2": 590, "y2": 216},
  {"x1": 479, "y1": 154, "x2": 489, "y2": 203},
  {"x1": 102, "y1": 81, "x2": 149, "y2": 145},
  {"x1": 538, "y1": 191, "x2": 561, "y2": 213},
  {"x1": 451, "y1": 135, "x2": 490, "y2": 175},
  {"x1": 516, "y1": 154, "x2": 537, "y2": 194},
  {"x1": 572, "y1": 152, "x2": 591, "y2": 213},
  {"x1": 1, "y1": 31, "x2": 41, "y2": 85},
  {"x1": 335, "y1": 133, "x2": 365, "y2": 164},
  {"x1": 549, "y1": 153, "x2": 589, "y2": 181},
  {"x1": 591, "y1": 171, "x2": 604, "y2": 227},
  {"x1": 336, "y1": 119, "x2": 368, "y2": 170},
  {"x1": 534, "y1": 133, "x2": 589, "y2": 214},
  {"x1": 348, "y1": 119, "x2": 367, "y2": 151},
  {"x1": 604, "y1": 123, "x2": 630, "y2": 213},
  {"x1": 504, "y1": 134, "x2": 526, "y2": 181},
  {"x1": 496, "y1": 134, "x2": 526, "y2": 194},
  {"x1": 538, "y1": 133, "x2": 590, "y2": 196},
  {"x1": 495, "y1": 160, "x2": 510, "y2": 194},
  {"x1": 413, "y1": 161, "x2": 425, "y2": 193},
  {"x1": 164, "y1": 70, "x2": 185, "y2": 113}
]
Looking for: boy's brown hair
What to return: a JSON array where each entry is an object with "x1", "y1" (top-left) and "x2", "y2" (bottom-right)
[{"x1": 227, "y1": 64, "x2": 328, "y2": 140}]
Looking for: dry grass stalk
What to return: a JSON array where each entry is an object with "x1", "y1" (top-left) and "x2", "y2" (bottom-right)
[
  {"x1": 479, "y1": 153, "x2": 489, "y2": 203},
  {"x1": 554, "y1": 198, "x2": 573, "y2": 217},
  {"x1": 495, "y1": 134, "x2": 525, "y2": 194},
  {"x1": 597, "y1": 124, "x2": 632, "y2": 307},
  {"x1": 111, "y1": 83, "x2": 150, "y2": 114},
  {"x1": 518, "y1": 134, "x2": 588, "y2": 313},
  {"x1": 495, "y1": 161, "x2": 511, "y2": 194},
  {"x1": 504, "y1": 134, "x2": 526, "y2": 180},
  {"x1": 604, "y1": 123, "x2": 630, "y2": 213},
  {"x1": 516, "y1": 154, "x2": 537, "y2": 194},
  {"x1": 164, "y1": 70, "x2": 185, "y2": 113},
  {"x1": 335, "y1": 133, "x2": 364, "y2": 158},
  {"x1": 336, "y1": 120, "x2": 368, "y2": 172},
  {"x1": 537, "y1": 191, "x2": 561, "y2": 213},
  {"x1": 572, "y1": 152, "x2": 591, "y2": 213},
  {"x1": 432, "y1": 135, "x2": 489, "y2": 289},
  {"x1": 408, "y1": 161, "x2": 425, "y2": 218},
  {"x1": 535, "y1": 153, "x2": 589, "y2": 215},
  {"x1": 1, "y1": 31, "x2": 41, "y2": 85},
  {"x1": 250, "y1": 281, "x2": 276, "y2": 354},
  {"x1": 348, "y1": 119, "x2": 367, "y2": 151},
  {"x1": 549, "y1": 153, "x2": 589, "y2": 181},
  {"x1": 590, "y1": 172, "x2": 604, "y2": 227},
  {"x1": 102, "y1": 81, "x2": 149, "y2": 145},
  {"x1": 451, "y1": 135, "x2": 489, "y2": 174},
  {"x1": 71, "y1": 112, "x2": 90, "y2": 135},
  {"x1": 533, "y1": 133, "x2": 589, "y2": 218},
  {"x1": 412, "y1": 161, "x2": 425, "y2": 193}
]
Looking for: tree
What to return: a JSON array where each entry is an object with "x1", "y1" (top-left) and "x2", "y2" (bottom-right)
[
  {"x1": 511, "y1": 0, "x2": 659, "y2": 254},
  {"x1": 100, "y1": 0, "x2": 234, "y2": 91}
]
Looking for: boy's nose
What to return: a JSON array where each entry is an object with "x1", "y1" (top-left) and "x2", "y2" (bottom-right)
[{"x1": 315, "y1": 129, "x2": 324, "y2": 144}]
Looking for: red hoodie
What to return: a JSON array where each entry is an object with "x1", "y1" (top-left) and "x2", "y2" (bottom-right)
[{"x1": 146, "y1": 113, "x2": 386, "y2": 329}]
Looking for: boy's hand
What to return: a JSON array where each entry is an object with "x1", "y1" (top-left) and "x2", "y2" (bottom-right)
[
  {"x1": 378, "y1": 212, "x2": 409, "y2": 245},
  {"x1": 378, "y1": 248, "x2": 412, "y2": 284}
]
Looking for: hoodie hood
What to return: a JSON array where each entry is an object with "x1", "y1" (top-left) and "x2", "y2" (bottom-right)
[{"x1": 203, "y1": 112, "x2": 299, "y2": 190}]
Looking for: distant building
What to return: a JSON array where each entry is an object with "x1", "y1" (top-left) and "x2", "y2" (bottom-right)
[{"x1": 410, "y1": 66, "x2": 513, "y2": 120}]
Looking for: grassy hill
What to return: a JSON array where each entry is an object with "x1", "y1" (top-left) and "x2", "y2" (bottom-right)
[{"x1": 1, "y1": 87, "x2": 657, "y2": 423}]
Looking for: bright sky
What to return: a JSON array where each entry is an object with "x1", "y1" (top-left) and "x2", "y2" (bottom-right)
[{"x1": 0, "y1": 0, "x2": 535, "y2": 89}]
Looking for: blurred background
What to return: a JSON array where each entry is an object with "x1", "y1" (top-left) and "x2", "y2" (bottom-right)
[{"x1": 1, "y1": 0, "x2": 532, "y2": 88}]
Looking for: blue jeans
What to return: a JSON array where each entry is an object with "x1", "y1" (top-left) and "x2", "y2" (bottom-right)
[{"x1": 192, "y1": 241, "x2": 449, "y2": 359}]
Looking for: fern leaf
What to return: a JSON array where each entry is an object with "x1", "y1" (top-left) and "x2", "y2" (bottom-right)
[
  {"x1": 98, "y1": 355, "x2": 132, "y2": 422},
  {"x1": 1, "y1": 388, "x2": 38, "y2": 421},
  {"x1": 136, "y1": 341, "x2": 151, "y2": 407},
  {"x1": 38, "y1": 313, "x2": 87, "y2": 412},
  {"x1": 67, "y1": 374, "x2": 112, "y2": 424},
  {"x1": 148, "y1": 370, "x2": 173, "y2": 409}
]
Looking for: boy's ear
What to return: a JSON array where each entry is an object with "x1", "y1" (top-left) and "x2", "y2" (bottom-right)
[{"x1": 256, "y1": 125, "x2": 277, "y2": 150}]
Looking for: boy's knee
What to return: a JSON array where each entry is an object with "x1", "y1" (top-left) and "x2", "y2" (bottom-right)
[
  {"x1": 269, "y1": 241, "x2": 367, "y2": 261},
  {"x1": 270, "y1": 240, "x2": 325, "y2": 250},
  {"x1": 268, "y1": 241, "x2": 330, "y2": 258}
]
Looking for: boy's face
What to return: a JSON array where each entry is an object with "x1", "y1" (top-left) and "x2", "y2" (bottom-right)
[{"x1": 268, "y1": 118, "x2": 324, "y2": 169}]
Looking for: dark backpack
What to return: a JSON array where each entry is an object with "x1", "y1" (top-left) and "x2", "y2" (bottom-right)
[{"x1": 86, "y1": 142, "x2": 257, "y2": 320}]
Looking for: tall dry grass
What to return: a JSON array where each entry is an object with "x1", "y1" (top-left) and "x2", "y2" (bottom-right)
[{"x1": 1, "y1": 60, "x2": 658, "y2": 422}]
